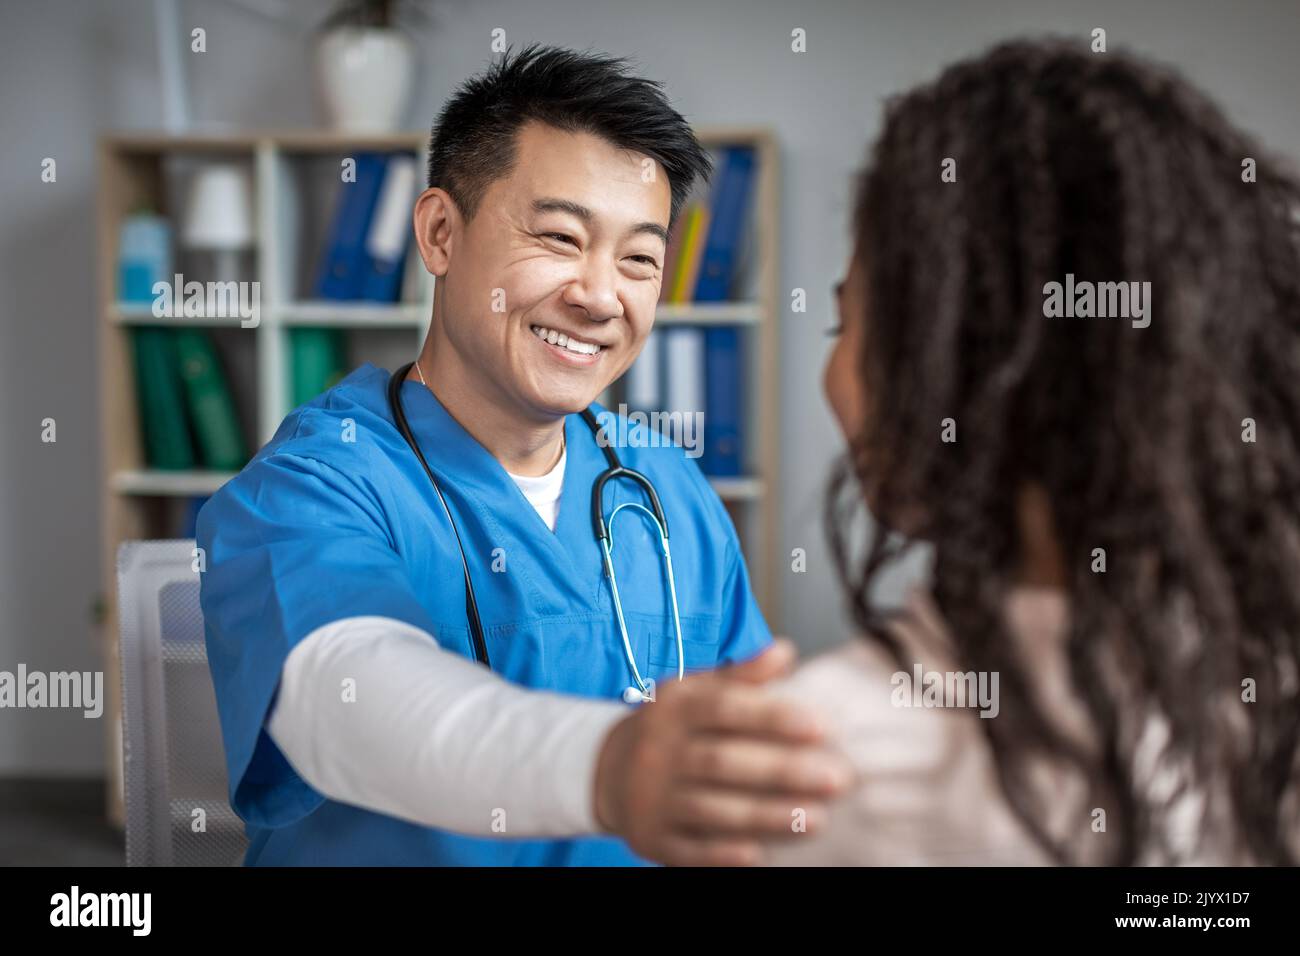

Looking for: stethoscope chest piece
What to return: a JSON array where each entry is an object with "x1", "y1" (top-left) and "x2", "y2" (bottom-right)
[{"x1": 623, "y1": 680, "x2": 656, "y2": 704}]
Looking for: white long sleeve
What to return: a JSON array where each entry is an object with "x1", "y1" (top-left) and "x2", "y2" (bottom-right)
[{"x1": 265, "y1": 615, "x2": 629, "y2": 837}]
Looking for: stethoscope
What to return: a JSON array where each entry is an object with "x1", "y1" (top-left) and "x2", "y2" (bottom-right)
[{"x1": 387, "y1": 362, "x2": 685, "y2": 703}]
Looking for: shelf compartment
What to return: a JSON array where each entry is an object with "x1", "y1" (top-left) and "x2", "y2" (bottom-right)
[{"x1": 111, "y1": 469, "x2": 238, "y2": 496}]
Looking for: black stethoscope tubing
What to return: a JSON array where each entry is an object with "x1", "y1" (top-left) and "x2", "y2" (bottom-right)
[{"x1": 386, "y1": 362, "x2": 670, "y2": 672}]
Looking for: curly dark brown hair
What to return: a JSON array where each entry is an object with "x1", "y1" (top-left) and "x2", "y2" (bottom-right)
[{"x1": 826, "y1": 38, "x2": 1300, "y2": 865}]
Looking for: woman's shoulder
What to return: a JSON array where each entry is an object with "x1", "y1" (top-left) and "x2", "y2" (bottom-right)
[
  {"x1": 769, "y1": 639, "x2": 899, "y2": 716},
  {"x1": 767, "y1": 615, "x2": 983, "y2": 787},
  {"x1": 768, "y1": 590, "x2": 969, "y2": 750},
  {"x1": 762, "y1": 590, "x2": 1051, "y2": 866}
]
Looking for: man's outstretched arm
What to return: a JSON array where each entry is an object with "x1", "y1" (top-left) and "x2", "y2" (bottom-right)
[{"x1": 269, "y1": 620, "x2": 853, "y2": 863}]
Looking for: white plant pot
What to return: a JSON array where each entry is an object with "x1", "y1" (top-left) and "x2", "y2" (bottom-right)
[{"x1": 315, "y1": 26, "x2": 415, "y2": 133}]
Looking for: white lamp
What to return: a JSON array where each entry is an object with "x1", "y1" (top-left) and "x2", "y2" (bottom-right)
[{"x1": 183, "y1": 163, "x2": 254, "y2": 282}]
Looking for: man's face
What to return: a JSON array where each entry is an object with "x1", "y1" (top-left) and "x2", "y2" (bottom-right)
[{"x1": 429, "y1": 121, "x2": 671, "y2": 420}]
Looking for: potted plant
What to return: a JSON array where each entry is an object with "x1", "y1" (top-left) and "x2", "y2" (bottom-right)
[{"x1": 315, "y1": 0, "x2": 429, "y2": 132}]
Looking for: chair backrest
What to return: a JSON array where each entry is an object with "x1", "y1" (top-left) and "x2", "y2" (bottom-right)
[{"x1": 118, "y1": 539, "x2": 248, "y2": 866}]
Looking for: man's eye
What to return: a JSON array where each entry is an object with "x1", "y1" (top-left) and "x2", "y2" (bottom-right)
[
  {"x1": 629, "y1": 255, "x2": 659, "y2": 267},
  {"x1": 543, "y1": 232, "x2": 577, "y2": 245}
]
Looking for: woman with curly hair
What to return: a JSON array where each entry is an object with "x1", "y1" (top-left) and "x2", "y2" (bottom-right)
[{"x1": 767, "y1": 39, "x2": 1300, "y2": 866}]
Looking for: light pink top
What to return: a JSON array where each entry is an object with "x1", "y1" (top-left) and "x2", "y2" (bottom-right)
[
  {"x1": 764, "y1": 587, "x2": 1064, "y2": 865},
  {"x1": 764, "y1": 585, "x2": 1263, "y2": 865}
]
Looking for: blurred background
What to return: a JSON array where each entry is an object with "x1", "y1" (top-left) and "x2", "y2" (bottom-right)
[{"x1": 1, "y1": 0, "x2": 1297, "y2": 865}]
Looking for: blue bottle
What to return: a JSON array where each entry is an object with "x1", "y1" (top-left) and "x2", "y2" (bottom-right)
[{"x1": 118, "y1": 212, "x2": 173, "y2": 304}]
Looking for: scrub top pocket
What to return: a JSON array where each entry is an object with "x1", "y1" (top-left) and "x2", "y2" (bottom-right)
[{"x1": 648, "y1": 615, "x2": 722, "y2": 677}]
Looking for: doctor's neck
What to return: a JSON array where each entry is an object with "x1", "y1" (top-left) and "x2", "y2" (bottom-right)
[{"x1": 408, "y1": 341, "x2": 566, "y2": 478}]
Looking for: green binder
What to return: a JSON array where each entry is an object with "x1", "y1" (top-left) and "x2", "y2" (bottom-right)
[
  {"x1": 174, "y1": 328, "x2": 248, "y2": 471},
  {"x1": 290, "y1": 328, "x2": 348, "y2": 407},
  {"x1": 131, "y1": 327, "x2": 196, "y2": 470}
]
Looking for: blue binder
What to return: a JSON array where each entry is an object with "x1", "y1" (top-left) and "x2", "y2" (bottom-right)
[
  {"x1": 694, "y1": 147, "x2": 756, "y2": 475},
  {"x1": 693, "y1": 148, "x2": 756, "y2": 301},
  {"x1": 702, "y1": 326, "x2": 743, "y2": 476},
  {"x1": 360, "y1": 153, "x2": 419, "y2": 303},
  {"x1": 315, "y1": 152, "x2": 389, "y2": 300}
]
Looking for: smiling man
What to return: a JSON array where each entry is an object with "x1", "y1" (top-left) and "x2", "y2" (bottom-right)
[{"x1": 197, "y1": 45, "x2": 852, "y2": 867}]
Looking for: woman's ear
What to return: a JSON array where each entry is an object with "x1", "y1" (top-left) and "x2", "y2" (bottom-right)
[{"x1": 412, "y1": 187, "x2": 458, "y2": 277}]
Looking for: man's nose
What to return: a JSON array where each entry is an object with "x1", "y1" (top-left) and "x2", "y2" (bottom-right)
[{"x1": 562, "y1": 256, "x2": 623, "y2": 322}]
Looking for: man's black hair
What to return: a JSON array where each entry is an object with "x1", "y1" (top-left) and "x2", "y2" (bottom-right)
[{"x1": 426, "y1": 44, "x2": 711, "y2": 226}]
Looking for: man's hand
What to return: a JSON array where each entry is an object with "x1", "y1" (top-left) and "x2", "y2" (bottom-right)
[{"x1": 592, "y1": 639, "x2": 855, "y2": 866}]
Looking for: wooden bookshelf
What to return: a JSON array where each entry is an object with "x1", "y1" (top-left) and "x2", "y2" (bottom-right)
[{"x1": 96, "y1": 128, "x2": 780, "y2": 826}]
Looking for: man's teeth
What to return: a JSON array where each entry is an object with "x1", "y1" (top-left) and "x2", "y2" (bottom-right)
[{"x1": 530, "y1": 325, "x2": 602, "y2": 355}]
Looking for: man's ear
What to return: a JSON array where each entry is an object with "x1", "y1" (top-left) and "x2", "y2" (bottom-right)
[{"x1": 413, "y1": 187, "x2": 459, "y2": 277}]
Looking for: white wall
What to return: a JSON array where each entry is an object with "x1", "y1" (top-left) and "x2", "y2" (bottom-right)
[{"x1": 1, "y1": 0, "x2": 1296, "y2": 774}]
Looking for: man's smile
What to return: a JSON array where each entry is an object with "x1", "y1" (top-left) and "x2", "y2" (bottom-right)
[{"x1": 529, "y1": 323, "x2": 608, "y2": 365}]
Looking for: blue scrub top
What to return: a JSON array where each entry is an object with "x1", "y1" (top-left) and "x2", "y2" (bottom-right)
[{"x1": 197, "y1": 363, "x2": 773, "y2": 866}]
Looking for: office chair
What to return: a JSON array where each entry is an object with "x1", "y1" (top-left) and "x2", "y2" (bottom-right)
[{"x1": 117, "y1": 539, "x2": 248, "y2": 866}]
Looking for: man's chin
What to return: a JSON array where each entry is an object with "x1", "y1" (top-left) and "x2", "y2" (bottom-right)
[{"x1": 524, "y1": 387, "x2": 605, "y2": 420}]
